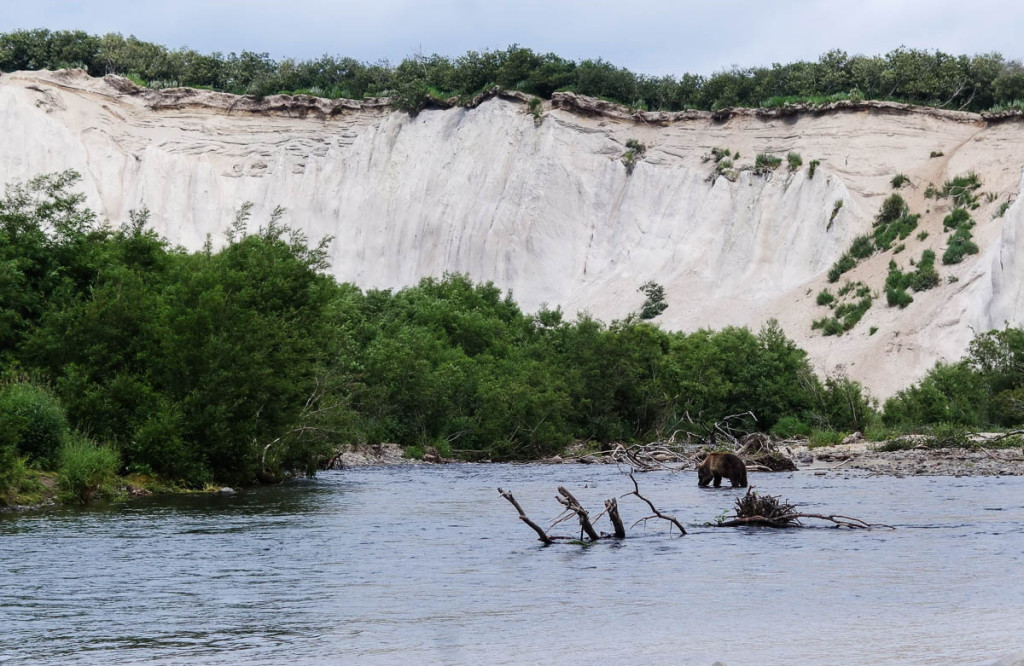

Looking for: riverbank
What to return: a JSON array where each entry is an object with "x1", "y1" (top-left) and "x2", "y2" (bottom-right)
[
  {"x1": 332, "y1": 439, "x2": 1024, "y2": 477},
  {"x1": 788, "y1": 441, "x2": 1024, "y2": 477},
  {"x1": 0, "y1": 471, "x2": 235, "y2": 513}
]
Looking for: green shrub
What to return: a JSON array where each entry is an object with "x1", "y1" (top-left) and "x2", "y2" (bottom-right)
[
  {"x1": 0, "y1": 382, "x2": 70, "y2": 468},
  {"x1": 807, "y1": 159, "x2": 820, "y2": 179},
  {"x1": 622, "y1": 139, "x2": 647, "y2": 174},
  {"x1": 706, "y1": 146, "x2": 732, "y2": 163},
  {"x1": 910, "y1": 250, "x2": 940, "y2": 291},
  {"x1": 886, "y1": 286, "x2": 914, "y2": 308},
  {"x1": 830, "y1": 199, "x2": 844, "y2": 223},
  {"x1": 873, "y1": 197, "x2": 919, "y2": 250},
  {"x1": 528, "y1": 97, "x2": 542, "y2": 122},
  {"x1": 891, "y1": 173, "x2": 910, "y2": 188},
  {"x1": 930, "y1": 150, "x2": 944, "y2": 158},
  {"x1": 834, "y1": 296, "x2": 872, "y2": 330},
  {"x1": 770, "y1": 416, "x2": 811, "y2": 438},
  {"x1": 57, "y1": 435, "x2": 121, "y2": 503},
  {"x1": 0, "y1": 438, "x2": 27, "y2": 504},
  {"x1": 787, "y1": 152, "x2": 803, "y2": 171},
  {"x1": 943, "y1": 207, "x2": 973, "y2": 231},
  {"x1": 876, "y1": 193, "x2": 908, "y2": 225},
  {"x1": 816, "y1": 289, "x2": 835, "y2": 306},
  {"x1": 811, "y1": 316, "x2": 844, "y2": 336},
  {"x1": 863, "y1": 422, "x2": 891, "y2": 441},
  {"x1": 942, "y1": 226, "x2": 980, "y2": 264},
  {"x1": 938, "y1": 172, "x2": 983, "y2": 209},
  {"x1": 869, "y1": 326, "x2": 879, "y2": 335},
  {"x1": 827, "y1": 253, "x2": 857, "y2": 283},
  {"x1": 917, "y1": 231, "x2": 929, "y2": 241},
  {"x1": 808, "y1": 429, "x2": 845, "y2": 448},
  {"x1": 849, "y1": 234, "x2": 874, "y2": 259},
  {"x1": 836, "y1": 281, "x2": 869, "y2": 298},
  {"x1": 995, "y1": 200, "x2": 1011, "y2": 218}
]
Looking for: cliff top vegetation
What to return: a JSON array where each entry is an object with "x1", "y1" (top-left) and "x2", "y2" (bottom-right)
[{"x1": 3, "y1": 29, "x2": 1024, "y2": 113}]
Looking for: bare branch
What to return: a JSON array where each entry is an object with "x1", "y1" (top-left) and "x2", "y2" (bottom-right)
[{"x1": 498, "y1": 488, "x2": 554, "y2": 544}]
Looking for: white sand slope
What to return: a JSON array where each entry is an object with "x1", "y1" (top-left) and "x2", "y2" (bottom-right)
[{"x1": 2, "y1": 69, "x2": 1023, "y2": 398}]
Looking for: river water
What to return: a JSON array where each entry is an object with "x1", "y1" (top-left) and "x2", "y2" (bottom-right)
[{"x1": 2, "y1": 464, "x2": 1023, "y2": 665}]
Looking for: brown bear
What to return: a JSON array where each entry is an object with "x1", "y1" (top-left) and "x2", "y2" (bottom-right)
[{"x1": 697, "y1": 452, "x2": 748, "y2": 488}]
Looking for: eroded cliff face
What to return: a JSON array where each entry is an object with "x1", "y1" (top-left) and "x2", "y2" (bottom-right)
[{"x1": 3, "y1": 69, "x2": 1024, "y2": 397}]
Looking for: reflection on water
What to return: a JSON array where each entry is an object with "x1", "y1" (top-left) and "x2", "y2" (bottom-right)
[{"x1": 2, "y1": 465, "x2": 1023, "y2": 665}]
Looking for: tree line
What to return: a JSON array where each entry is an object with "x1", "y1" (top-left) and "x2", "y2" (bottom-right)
[
  {"x1": 2, "y1": 172, "x2": 1023, "y2": 500},
  {"x1": 3, "y1": 29, "x2": 1024, "y2": 112}
]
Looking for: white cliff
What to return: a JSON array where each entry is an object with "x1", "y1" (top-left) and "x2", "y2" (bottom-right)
[{"x1": 2, "y1": 68, "x2": 1024, "y2": 397}]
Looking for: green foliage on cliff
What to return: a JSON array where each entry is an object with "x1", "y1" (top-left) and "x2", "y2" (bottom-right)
[
  {"x1": 883, "y1": 328, "x2": 1024, "y2": 427},
  {"x1": 4, "y1": 29, "x2": 1024, "y2": 113}
]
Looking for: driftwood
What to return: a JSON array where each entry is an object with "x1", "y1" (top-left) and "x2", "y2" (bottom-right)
[
  {"x1": 715, "y1": 487, "x2": 894, "y2": 529},
  {"x1": 625, "y1": 471, "x2": 687, "y2": 535},
  {"x1": 498, "y1": 488, "x2": 554, "y2": 544},
  {"x1": 498, "y1": 472, "x2": 685, "y2": 544},
  {"x1": 555, "y1": 486, "x2": 601, "y2": 541}
]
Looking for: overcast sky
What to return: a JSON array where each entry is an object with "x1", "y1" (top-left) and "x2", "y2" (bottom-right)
[{"x1": 4, "y1": 0, "x2": 1023, "y2": 76}]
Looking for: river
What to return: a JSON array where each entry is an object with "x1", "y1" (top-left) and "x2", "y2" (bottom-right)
[{"x1": 2, "y1": 464, "x2": 1023, "y2": 665}]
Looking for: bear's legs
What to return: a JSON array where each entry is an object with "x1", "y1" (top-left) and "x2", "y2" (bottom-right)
[{"x1": 713, "y1": 473, "x2": 722, "y2": 488}]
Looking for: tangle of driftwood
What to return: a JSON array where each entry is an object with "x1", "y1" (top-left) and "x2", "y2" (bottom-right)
[{"x1": 715, "y1": 487, "x2": 894, "y2": 529}]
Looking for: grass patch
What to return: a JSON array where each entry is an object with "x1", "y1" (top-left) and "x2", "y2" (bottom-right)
[
  {"x1": 807, "y1": 159, "x2": 820, "y2": 179},
  {"x1": 814, "y1": 280, "x2": 871, "y2": 335},
  {"x1": 891, "y1": 173, "x2": 910, "y2": 188},
  {"x1": 57, "y1": 435, "x2": 121, "y2": 504},
  {"x1": 753, "y1": 153, "x2": 783, "y2": 176},
  {"x1": 808, "y1": 429, "x2": 845, "y2": 448},
  {"x1": 787, "y1": 152, "x2": 803, "y2": 171},
  {"x1": 770, "y1": 416, "x2": 812, "y2": 439}
]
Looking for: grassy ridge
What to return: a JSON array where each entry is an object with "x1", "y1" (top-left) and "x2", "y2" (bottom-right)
[{"x1": 3, "y1": 29, "x2": 1024, "y2": 113}]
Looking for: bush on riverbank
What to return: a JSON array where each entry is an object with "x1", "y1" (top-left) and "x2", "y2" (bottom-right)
[
  {"x1": 57, "y1": 435, "x2": 120, "y2": 503},
  {"x1": 3, "y1": 170, "x2": 1024, "y2": 493}
]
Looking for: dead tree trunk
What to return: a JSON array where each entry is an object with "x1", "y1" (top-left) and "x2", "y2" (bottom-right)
[
  {"x1": 556, "y1": 486, "x2": 601, "y2": 541},
  {"x1": 605, "y1": 498, "x2": 626, "y2": 538}
]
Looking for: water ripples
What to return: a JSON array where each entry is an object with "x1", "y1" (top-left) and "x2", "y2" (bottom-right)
[{"x1": 2, "y1": 465, "x2": 1023, "y2": 664}]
